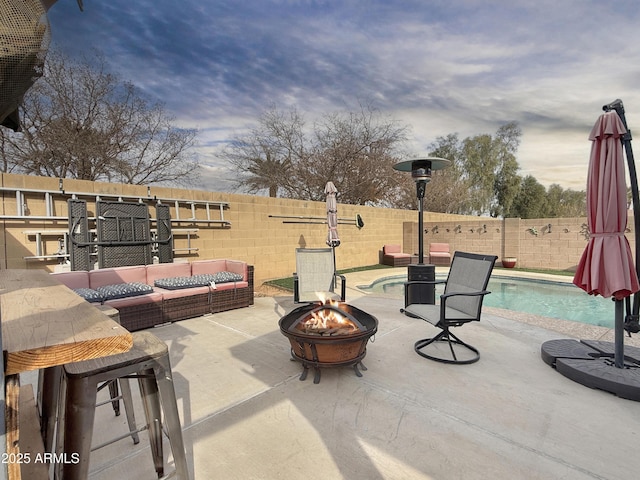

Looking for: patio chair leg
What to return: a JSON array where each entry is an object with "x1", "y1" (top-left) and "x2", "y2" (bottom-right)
[{"x1": 415, "y1": 329, "x2": 480, "y2": 365}]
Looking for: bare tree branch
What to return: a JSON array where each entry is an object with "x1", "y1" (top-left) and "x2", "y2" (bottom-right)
[
  {"x1": 223, "y1": 102, "x2": 410, "y2": 205},
  {"x1": 1, "y1": 49, "x2": 199, "y2": 186}
]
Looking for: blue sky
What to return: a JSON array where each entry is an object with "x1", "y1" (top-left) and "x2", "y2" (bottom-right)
[{"x1": 46, "y1": 0, "x2": 640, "y2": 192}]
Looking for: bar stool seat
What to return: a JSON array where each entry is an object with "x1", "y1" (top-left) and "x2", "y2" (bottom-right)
[{"x1": 55, "y1": 331, "x2": 190, "y2": 480}]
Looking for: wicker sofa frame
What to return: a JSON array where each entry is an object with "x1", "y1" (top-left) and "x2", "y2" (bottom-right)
[
  {"x1": 52, "y1": 261, "x2": 254, "y2": 331},
  {"x1": 428, "y1": 243, "x2": 451, "y2": 266},
  {"x1": 382, "y1": 244, "x2": 411, "y2": 267}
]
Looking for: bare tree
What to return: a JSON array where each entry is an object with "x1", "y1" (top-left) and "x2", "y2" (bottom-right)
[
  {"x1": 224, "y1": 106, "x2": 306, "y2": 197},
  {"x1": 224, "y1": 103, "x2": 410, "y2": 205},
  {"x1": 303, "y1": 106, "x2": 409, "y2": 204},
  {"x1": 1, "y1": 50, "x2": 199, "y2": 185}
]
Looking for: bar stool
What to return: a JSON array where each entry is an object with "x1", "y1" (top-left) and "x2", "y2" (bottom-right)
[
  {"x1": 39, "y1": 305, "x2": 140, "y2": 454},
  {"x1": 54, "y1": 331, "x2": 191, "y2": 480}
]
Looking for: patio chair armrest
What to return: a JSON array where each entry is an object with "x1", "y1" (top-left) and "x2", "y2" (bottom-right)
[
  {"x1": 404, "y1": 279, "x2": 447, "y2": 286},
  {"x1": 441, "y1": 290, "x2": 490, "y2": 301},
  {"x1": 335, "y1": 273, "x2": 346, "y2": 301},
  {"x1": 439, "y1": 290, "x2": 491, "y2": 324},
  {"x1": 440, "y1": 290, "x2": 490, "y2": 311},
  {"x1": 293, "y1": 272, "x2": 300, "y2": 302},
  {"x1": 404, "y1": 279, "x2": 446, "y2": 299}
]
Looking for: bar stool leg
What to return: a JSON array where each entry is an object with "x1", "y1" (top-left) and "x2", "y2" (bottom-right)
[
  {"x1": 108, "y1": 379, "x2": 121, "y2": 415},
  {"x1": 60, "y1": 375, "x2": 98, "y2": 480},
  {"x1": 139, "y1": 368, "x2": 164, "y2": 478},
  {"x1": 155, "y1": 355, "x2": 191, "y2": 480},
  {"x1": 119, "y1": 378, "x2": 140, "y2": 444},
  {"x1": 40, "y1": 365, "x2": 62, "y2": 453},
  {"x1": 53, "y1": 370, "x2": 67, "y2": 480}
]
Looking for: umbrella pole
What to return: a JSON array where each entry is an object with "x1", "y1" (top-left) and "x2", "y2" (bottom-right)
[
  {"x1": 615, "y1": 299, "x2": 624, "y2": 368},
  {"x1": 331, "y1": 245, "x2": 337, "y2": 292},
  {"x1": 622, "y1": 128, "x2": 640, "y2": 319}
]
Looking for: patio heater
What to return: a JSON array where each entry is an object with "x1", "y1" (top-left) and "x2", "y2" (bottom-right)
[{"x1": 394, "y1": 157, "x2": 451, "y2": 307}]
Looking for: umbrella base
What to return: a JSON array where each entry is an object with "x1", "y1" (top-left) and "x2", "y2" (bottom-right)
[{"x1": 541, "y1": 339, "x2": 640, "y2": 401}]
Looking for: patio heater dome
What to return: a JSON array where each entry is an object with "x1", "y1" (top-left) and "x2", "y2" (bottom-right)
[{"x1": 393, "y1": 157, "x2": 451, "y2": 182}]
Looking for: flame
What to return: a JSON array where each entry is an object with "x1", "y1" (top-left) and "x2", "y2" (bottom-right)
[{"x1": 296, "y1": 297, "x2": 360, "y2": 335}]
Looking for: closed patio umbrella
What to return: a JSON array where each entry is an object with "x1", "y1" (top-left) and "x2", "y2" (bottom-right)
[
  {"x1": 573, "y1": 109, "x2": 640, "y2": 367},
  {"x1": 325, "y1": 181, "x2": 340, "y2": 248},
  {"x1": 325, "y1": 181, "x2": 340, "y2": 289}
]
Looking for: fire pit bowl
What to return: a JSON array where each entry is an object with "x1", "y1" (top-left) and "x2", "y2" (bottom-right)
[{"x1": 279, "y1": 301, "x2": 378, "y2": 384}]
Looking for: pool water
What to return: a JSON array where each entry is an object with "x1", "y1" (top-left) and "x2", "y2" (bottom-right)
[{"x1": 358, "y1": 275, "x2": 617, "y2": 328}]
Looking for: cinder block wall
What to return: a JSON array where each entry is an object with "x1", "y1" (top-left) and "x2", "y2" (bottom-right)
[
  {"x1": 406, "y1": 216, "x2": 636, "y2": 271},
  {"x1": 0, "y1": 173, "x2": 462, "y2": 285},
  {"x1": 1, "y1": 173, "x2": 634, "y2": 283}
]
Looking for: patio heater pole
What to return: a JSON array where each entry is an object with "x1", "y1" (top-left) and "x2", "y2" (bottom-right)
[{"x1": 417, "y1": 180, "x2": 426, "y2": 263}]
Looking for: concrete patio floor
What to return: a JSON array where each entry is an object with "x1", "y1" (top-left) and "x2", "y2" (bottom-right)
[{"x1": 35, "y1": 269, "x2": 640, "y2": 479}]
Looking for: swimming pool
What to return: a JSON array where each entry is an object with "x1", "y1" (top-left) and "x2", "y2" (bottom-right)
[{"x1": 357, "y1": 275, "x2": 617, "y2": 328}]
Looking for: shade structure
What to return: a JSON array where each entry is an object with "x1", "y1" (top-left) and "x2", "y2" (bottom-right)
[
  {"x1": 573, "y1": 110, "x2": 640, "y2": 300},
  {"x1": 325, "y1": 181, "x2": 340, "y2": 248}
]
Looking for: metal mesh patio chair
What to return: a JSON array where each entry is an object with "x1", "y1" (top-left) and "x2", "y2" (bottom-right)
[
  {"x1": 293, "y1": 248, "x2": 346, "y2": 303},
  {"x1": 402, "y1": 251, "x2": 497, "y2": 364}
]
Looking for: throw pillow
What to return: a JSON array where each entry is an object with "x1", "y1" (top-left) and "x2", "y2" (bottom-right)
[
  {"x1": 73, "y1": 288, "x2": 105, "y2": 303},
  {"x1": 96, "y1": 282, "x2": 154, "y2": 300},
  {"x1": 154, "y1": 276, "x2": 211, "y2": 290}
]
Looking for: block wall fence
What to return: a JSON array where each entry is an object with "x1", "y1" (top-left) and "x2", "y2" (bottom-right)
[
  {"x1": 404, "y1": 216, "x2": 636, "y2": 271},
  {"x1": 0, "y1": 173, "x2": 634, "y2": 285}
]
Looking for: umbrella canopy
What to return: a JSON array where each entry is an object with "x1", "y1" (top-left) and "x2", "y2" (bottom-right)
[
  {"x1": 573, "y1": 110, "x2": 640, "y2": 300},
  {"x1": 325, "y1": 181, "x2": 340, "y2": 248}
]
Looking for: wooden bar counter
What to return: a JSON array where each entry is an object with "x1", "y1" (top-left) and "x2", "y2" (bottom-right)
[
  {"x1": 0, "y1": 269, "x2": 133, "y2": 375},
  {"x1": 0, "y1": 269, "x2": 133, "y2": 480}
]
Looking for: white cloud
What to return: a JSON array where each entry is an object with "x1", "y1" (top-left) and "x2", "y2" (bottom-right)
[{"x1": 46, "y1": 0, "x2": 640, "y2": 193}]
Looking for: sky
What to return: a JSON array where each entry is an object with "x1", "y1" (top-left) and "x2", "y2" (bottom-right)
[{"x1": 46, "y1": 0, "x2": 640, "y2": 193}]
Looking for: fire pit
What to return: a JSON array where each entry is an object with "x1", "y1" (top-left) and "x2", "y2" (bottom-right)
[{"x1": 279, "y1": 300, "x2": 378, "y2": 384}]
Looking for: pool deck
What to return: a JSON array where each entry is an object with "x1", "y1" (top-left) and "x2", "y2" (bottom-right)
[
  {"x1": 352, "y1": 267, "x2": 640, "y2": 348},
  {"x1": 27, "y1": 267, "x2": 640, "y2": 479}
]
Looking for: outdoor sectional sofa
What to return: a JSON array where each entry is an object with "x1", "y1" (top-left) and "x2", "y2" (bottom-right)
[{"x1": 52, "y1": 259, "x2": 254, "y2": 331}]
